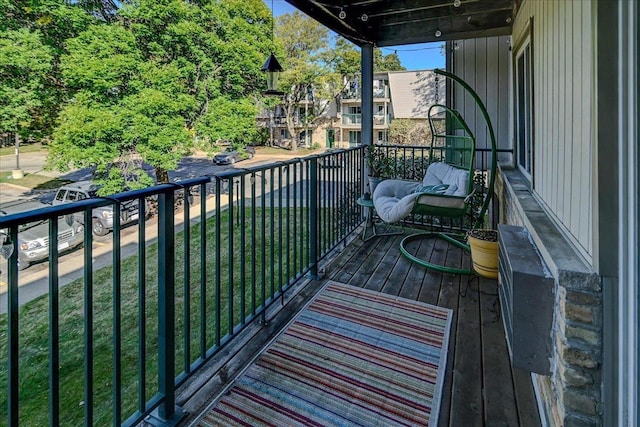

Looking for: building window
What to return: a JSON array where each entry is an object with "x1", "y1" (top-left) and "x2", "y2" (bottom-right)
[
  {"x1": 349, "y1": 131, "x2": 362, "y2": 146},
  {"x1": 515, "y1": 30, "x2": 533, "y2": 179}
]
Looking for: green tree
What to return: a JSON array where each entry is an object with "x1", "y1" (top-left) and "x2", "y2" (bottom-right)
[
  {"x1": 196, "y1": 97, "x2": 260, "y2": 146},
  {"x1": 0, "y1": 0, "x2": 93, "y2": 142},
  {"x1": 0, "y1": 29, "x2": 53, "y2": 142},
  {"x1": 47, "y1": 0, "x2": 272, "y2": 191},
  {"x1": 275, "y1": 11, "x2": 351, "y2": 152},
  {"x1": 48, "y1": 22, "x2": 194, "y2": 192},
  {"x1": 375, "y1": 50, "x2": 405, "y2": 72}
]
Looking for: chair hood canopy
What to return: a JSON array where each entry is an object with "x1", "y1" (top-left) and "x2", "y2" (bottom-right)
[{"x1": 285, "y1": 0, "x2": 519, "y2": 47}]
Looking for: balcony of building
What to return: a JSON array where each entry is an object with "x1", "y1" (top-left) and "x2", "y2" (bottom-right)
[
  {"x1": 0, "y1": 144, "x2": 539, "y2": 426},
  {"x1": 341, "y1": 112, "x2": 389, "y2": 127},
  {"x1": 341, "y1": 86, "x2": 390, "y2": 102}
]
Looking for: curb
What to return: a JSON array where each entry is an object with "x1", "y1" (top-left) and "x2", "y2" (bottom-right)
[{"x1": 0, "y1": 182, "x2": 31, "y2": 192}]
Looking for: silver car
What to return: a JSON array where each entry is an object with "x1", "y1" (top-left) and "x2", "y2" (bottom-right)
[
  {"x1": 0, "y1": 200, "x2": 84, "y2": 270},
  {"x1": 52, "y1": 181, "x2": 143, "y2": 236}
]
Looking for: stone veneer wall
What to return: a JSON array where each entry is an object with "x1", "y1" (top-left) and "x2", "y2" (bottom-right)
[{"x1": 496, "y1": 167, "x2": 602, "y2": 427}]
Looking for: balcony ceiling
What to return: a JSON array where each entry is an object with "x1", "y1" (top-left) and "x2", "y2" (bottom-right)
[{"x1": 285, "y1": 0, "x2": 517, "y2": 47}]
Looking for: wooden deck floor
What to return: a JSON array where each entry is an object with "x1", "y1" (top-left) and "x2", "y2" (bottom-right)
[
  {"x1": 326, "y1": 231, "x2": 541, "y2": 427},
  {"x1": 180, "y1": 229, "x2": 542, "y2": 427}
]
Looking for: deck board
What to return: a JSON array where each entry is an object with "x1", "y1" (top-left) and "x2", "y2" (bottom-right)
[
  {"x1": 327, "y1": 231, "x2": 541, "y2": 427},
  {"x1": 183, "y1": 229, "x2": 541, "y2": 427}
]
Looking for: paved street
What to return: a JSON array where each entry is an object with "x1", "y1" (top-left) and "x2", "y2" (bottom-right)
[{"x1": 0, "y1": 149, "x2": 328, "y2": 311}]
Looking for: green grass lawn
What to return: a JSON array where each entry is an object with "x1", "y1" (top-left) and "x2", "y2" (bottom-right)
[
  {"x1": 0, "y1": 206, "x2": 320, "y2": 426},
  {"x1": 0, "y1": 173, "x2": 72, "y2": 190},
  {"x1": 0, "y1": 143, "x2": 45, "y2": 157}
]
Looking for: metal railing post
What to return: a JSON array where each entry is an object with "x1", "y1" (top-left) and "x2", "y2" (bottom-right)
[
  {"x1": 309, "y1": 157, "x2": 319, "y2": 278},
  {"x1": 7, "y1": 227, "x2": 19, "y2": 427},
  {"x1": 148, "y1": 188, "x2": 184, "y2": 426}
]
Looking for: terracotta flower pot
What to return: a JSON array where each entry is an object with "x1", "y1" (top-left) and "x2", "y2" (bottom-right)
[{"x1": 467, "y1": 229, "x2": 499, "y2": 279}]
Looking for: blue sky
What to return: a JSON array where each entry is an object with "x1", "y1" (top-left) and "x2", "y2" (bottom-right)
[{"x1": 265, "y1": 0, "x2": 445, "y2": 71}]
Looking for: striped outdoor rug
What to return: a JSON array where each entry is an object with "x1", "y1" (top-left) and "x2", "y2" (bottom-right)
[{"x1": 199, "y1": 281, "x2": 452, "y2": 427}]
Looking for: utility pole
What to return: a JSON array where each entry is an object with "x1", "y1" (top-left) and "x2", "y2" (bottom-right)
[
  {"x1": 12, "y1": 133, "x2": 23, "y2": 179},
  {"x1": 14, "y1": 133, "x2": 19, "y2": 170}
]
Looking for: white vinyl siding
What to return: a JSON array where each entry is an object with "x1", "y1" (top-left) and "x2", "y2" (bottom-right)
[
  {"x1": 513, "y1": 0, "x2": 594, "y2": 258},
  {"x1": 452, "y1": 36, "x2": 512, "y2": 164}
]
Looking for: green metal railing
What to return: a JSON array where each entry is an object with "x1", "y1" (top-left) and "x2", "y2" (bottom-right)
[{"x1": 0, "y1": 148, "x2": 364, "y2": 426}]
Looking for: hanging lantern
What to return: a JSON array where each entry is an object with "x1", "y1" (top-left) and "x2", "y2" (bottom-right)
[{"x1": 262, "y1": 53, "x2": 284, "y2": 96}]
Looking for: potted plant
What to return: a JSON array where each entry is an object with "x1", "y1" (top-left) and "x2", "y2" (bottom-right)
[
  {"x1": 365, "y1": 145, "x2": 395, "y2": 194},
  {"x1": 466, "y1": 228, "x2": 498, "y2": 279}
]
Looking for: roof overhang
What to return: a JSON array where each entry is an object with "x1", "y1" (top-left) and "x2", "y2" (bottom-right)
[{"x1": 285, "y1": 0, "x2": 517, "y2": 47}]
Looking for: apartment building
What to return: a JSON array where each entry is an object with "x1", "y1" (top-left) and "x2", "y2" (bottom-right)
[{"x1": 259, "y1": 69, "x2": 444, "y2": 149}]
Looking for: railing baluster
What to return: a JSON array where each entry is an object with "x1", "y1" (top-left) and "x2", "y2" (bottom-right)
[
  {"x1": 228, "y1": 178, "x2": 234, "y2": 335},
  {"x1": 215, "y1": 178, "x2": 221, "y2": 346},
  {"x1": 113, "y1": 203, "x2": 122, "y2": 426},
  {"x1": 309, "y1": 160, "x2": 318, "y2": 276},
  {"x1": 278, "y1": 166, "x2": 284, "y2": 298},
  {"x1": 260, "y1": 173, "x2": 267, "y2": 323},
  {"x1": 303, "y1": 162, "x2": 309, "y2": 272},
  {"x1": 183, "y1": 188, "x2": 191, "y2": 373},
  {"x1": 286, "y1": 164, "x2": 291, "y2": 287},
  {"x1": 138, "y1": 197, "x2": 147, "y2": 414},
  {"x1": 240, "y1": 176, "x2": 247, "y2": 324},
  {"x1": 200, "y1": 182, "x2": 207, "y2": 358},
  {"x1": 49, "y1": 218, "x2": 60, "y2": 426},
  {"x1": 292, "y1": 162, "x2": 298, "y2": 281},
  {"x1": 5, "y1": 227, "x2": 18, "y2": 427},
  {"x1": 270, "y1": 168, "x2": 275, "y2": 300},
  {"x1": 83, "y1": 209, "x2": 94, "y2": 426},
  {"x1": 251, "y1": 173, "x2": 257, "y2": 316}
]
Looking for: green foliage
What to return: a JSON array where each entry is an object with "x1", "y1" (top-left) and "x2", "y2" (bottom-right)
[
  {"x1": 333, "y1": 38, "x2": 406, "y2": 74},
  {"x1": 44, "y1": 0, "x2": 272, "y2": 189},
  {"x1": 0, "y1": 28, "x2": 54, "y2": 137},
  {"x1": 365, "y1": 145, "x2": 397, "y2": 178},
  {"x1": 274, "y1": 12, "x2": 350, "y2": 151},
  {"x1": 0, "y1": 0, "x2": 94, "y2": 139},
  {"x1": 196, "y1": 97, "x2": 259, "y2": 145},
  {"x1": 374, "y1": 49, "x2": 406, "y2": 72},
  {"x1": 389, "y1": 118, "x2": 435, "y2": 146}
]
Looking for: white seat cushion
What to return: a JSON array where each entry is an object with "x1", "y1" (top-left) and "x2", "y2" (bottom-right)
[
  {"x1": 372, "y1": 162, "x2": 471, "y2": 224},
  {"x1": 373, "y1": 180, "x2": 422, "y2": 223},
  {"x1": 422, "y1": 162, "x2": 469, "y2": 197}
]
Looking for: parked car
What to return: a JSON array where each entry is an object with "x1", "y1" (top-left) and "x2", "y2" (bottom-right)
[
  {"x1": 52, "y1": 181, "x2": 144, "y2": 236},
  {"x1": 0, "y1": 200, "x2": 84, "y2": 270},
  {"x1": 213, "y1": 146, "x2": 256, "y2": 165},
  {"x1": 319, "y1": 147, "x2": 344, "y2": 168}
]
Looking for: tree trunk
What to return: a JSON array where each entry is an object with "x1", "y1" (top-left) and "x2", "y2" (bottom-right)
[
  {"x1": 156, "y1": 167, "x2": 170, "y2": 184},
  {"x1": 286, "y1": 108, "x2": 298, "y2": 152}
]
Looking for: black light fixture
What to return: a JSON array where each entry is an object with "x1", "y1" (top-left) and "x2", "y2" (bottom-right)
[
  {"x1": 262, "y1": 53, "x2": 284, "y2": 96},
  {"x1": 262, "y1": 0, "x2": 284, "y2": 96}
]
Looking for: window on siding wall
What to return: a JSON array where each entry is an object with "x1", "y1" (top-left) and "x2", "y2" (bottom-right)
[{"x1": 515, "y1": 39, "x2": 533, "y2": 178}]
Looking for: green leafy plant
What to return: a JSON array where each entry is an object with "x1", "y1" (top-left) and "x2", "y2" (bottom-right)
[{"x1": 365, "y1": 145, "x2": 396, "y2": 178}]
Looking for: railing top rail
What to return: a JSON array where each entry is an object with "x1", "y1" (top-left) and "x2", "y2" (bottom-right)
[
  {"x1": 370, "y1": 144, "x2": 511, "y2": 154},
  {"x1": 0, "y1": 198, "x2": 110, "y2": 229},
  {"x1": 0, "y1": 183, "x2": 181, "y2": 229},
  {"x1": 171, "y1": 176, "x2": 211, "y2": 188}
]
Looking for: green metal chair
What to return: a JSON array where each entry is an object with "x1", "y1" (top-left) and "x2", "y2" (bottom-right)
[{"x1": 398, "y1": 69, "x2": 498, "y2": 275}]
